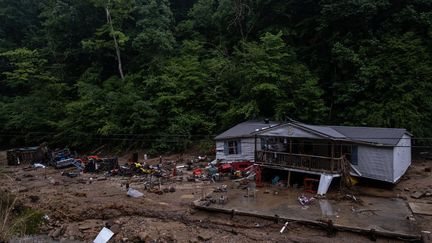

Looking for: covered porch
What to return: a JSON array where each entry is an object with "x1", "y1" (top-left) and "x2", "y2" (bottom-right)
[
  {"x1": 254, "y1": 137, "x2": 349, "y2": 174},
  {"x1": 253, "y1": 123, "x2": 354, "y2": 174}
]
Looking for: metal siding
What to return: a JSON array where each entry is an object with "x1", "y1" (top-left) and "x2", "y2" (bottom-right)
[
  {"x1": 393, "y1": 134, "x2": 411, "y2": 182},
  {"x1": 215, "y1": 138, "x2": 255, "y2": 162},
  {"x1": 351, "y1": 145, "x2": 393, "y2": 182}
]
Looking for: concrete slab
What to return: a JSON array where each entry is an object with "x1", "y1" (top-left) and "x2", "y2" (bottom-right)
[
  {"x1": 195, "y1": 187, "x2": 420, "y2": 240},
  {"x1": 409, "y1": 202, "x2": 432, "y2": 216}
]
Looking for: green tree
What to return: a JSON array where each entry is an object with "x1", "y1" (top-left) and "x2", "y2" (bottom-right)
[
  {"x1": 132, "y1": 0, "x2": 176, "y2": 66},
  {"x1": 228, "y1": 32, "x2": 326, "y2": 122},
  {"x1": 345, "y1": 33, "x2": 432, "y2": 137},
  {"x1": 0, "y1": 48, "x2": 68, "y2": 140}
]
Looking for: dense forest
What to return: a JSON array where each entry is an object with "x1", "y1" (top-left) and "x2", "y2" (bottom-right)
[{"x1": 1, "y1": 0, "x2": 432, "y2": 152}]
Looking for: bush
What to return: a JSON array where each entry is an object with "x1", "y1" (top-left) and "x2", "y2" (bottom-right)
[{"x1": 0, "y1": 191, "x2": 43, "y2": 241}]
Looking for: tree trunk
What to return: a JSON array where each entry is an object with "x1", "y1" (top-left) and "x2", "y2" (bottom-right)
[{"x1": 105, "y1": 6, "x2": 125, "y2": 81}]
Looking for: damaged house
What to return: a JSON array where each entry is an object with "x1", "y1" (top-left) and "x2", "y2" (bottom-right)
[
  {"x1": 215, "y1": 120, "x2": 412, "y2": 194},
  {"x1": 215, "y1": 120, "x2": 278, "y2": 162}
]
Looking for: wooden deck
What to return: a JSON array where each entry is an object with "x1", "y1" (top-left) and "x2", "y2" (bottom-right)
[{"x1": 255, "y1": 150, "x2": 343, "y2": 173}]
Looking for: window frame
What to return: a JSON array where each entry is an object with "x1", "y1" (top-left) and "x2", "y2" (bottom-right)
[{"x1": 224, "y1": 140, "x2": 241, "y2": 155}]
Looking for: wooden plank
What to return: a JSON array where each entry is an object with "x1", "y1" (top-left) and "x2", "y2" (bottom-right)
[{"x1": 409, "y1": 202, "x2": 432, "y2": 216}]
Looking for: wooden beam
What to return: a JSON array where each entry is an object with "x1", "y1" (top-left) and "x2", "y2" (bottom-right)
[
  {"x1": 331, "y1": 142, "x2": 335, "y2": 172},
  {"x1": 254, "y1": 135, "x2": 257, "y2": 162},
  {"x1": 287, "y1": 170, "x2": 291, "y2": 188}
]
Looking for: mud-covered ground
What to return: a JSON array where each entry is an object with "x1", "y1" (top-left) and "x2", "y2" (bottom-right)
[{"x1": 0, "y1": 152, "x2": 431, "y2": 243}]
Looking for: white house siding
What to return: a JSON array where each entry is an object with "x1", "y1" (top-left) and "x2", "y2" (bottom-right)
[
  {"x1": 352, "y1": 145, "x2": 394, "y2": 182},
  {"x1": 392, "y1": 134, "x2": 411, "y2": 182},
  {"x1": 215, "y1": 137, "x2": 258, "y2": 162}
]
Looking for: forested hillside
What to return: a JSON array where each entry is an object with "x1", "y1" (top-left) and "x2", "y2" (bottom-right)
[{"x1": 1, "y1": 0, "x2": 431, "y2": 152}]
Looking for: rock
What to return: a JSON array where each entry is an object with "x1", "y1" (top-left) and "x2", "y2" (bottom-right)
[
  {"x1": 64, "y1": 225, "x2": 83, "y2": 239},
  {"x1": 78, "y1": 222, "x2": 96, "y2": 230},
  {"x1": 48, "y1": 177, "x2": 59, "y2": 185},
  {"x1": 404, "y1": 188, "x2": 410, "y2": 192},
  {"x1": 197, "y1": 232, "x2": 212, "y2": 241},
  {"x1": 121, "y1": 238, "x2": 129, "y2": 242},
  {"x1": 73, "y1": 192, "x2": 87, "y2": 197},
  {"x1": 110, "y1": 224, "x2": 121, "y2": 234},
  {"x1": 29, "y1": 195, "x2": 39, "y2": 203},
  {"x1": 138, "y1": 232, "x2": 150, "y2": 242},
  {"x1": 51, "y1": 228, "x2": 62, "y2": 239},
  {"x1": 138, "y1": 232, "x2": 148, "y2": 241},
  {"x1": 411, "y1": 191, "x2": 424, "y2": 199},
  {"x1": 105, "y1": 219, "x2": 114, "y2": 228}
]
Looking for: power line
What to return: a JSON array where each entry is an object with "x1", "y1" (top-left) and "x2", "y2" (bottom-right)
[{"x1": 0, "y1": 131, "x2": 431, "y2": 139}]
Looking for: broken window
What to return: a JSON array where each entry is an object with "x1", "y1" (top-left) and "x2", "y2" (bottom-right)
[{"x1": 224, "y1": 140, "x2": 241, "y2": 155}]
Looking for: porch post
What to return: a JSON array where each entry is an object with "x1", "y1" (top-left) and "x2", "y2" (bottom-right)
[
  {"x1": 289, "y1": 138, "x2": 292, "y2": 164},
  {"x1": 254, "y1": 135, "x2": 257, "y2": 162},
  {"x1": 287, "y1": 170, "x2": 291, "y2": 188},
  {"x1": 331, "y1": 142, "x2": 335, "y2": 172}
]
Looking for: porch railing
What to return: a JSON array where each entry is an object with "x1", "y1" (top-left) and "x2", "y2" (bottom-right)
[{"x1": 255, "y1": 150, "x2": 342, "y2": 173}]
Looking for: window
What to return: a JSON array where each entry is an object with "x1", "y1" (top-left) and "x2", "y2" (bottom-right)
[{"x1": 224, "y1": 140, "x2": 241, "y2": 155}]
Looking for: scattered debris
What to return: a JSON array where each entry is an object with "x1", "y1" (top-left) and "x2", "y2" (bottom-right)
[
  {"x1": 411, "y1": 191, "x2": 424, "y2": 199},
  {"x1": 280, "y1": 222, "x2": 289, "y2": 234},
  {"x1": 298, "y1": 195, "x2": 315, "y2": 206},
  {"x1": 61, "y1": 172, "x2": 78, "y2": 178},
  {"x1": 33, "y1": 163, "x2": 46, "y2": 169},
  {"x1": 409, "y1": 202, "x2": 432, "y2": 216},
  {"x1": 345, "y1": 194, "x2": 359, "y2": 203},
  {"x1": 421, "y1": 231, "x2": 431, "y2": 243},
  {"x1": 94, "y1": 227, "x2": 114, "y2": 243},
  {"x1": 127, "y1": 188, "x2": 144, "y2": 198}
]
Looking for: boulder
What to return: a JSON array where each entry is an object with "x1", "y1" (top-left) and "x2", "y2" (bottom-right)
[
  {"x1": 197, "y1": 232, "x2": 212, "y2": 241},
  {"x1": 110, "y1": 224, "x2": 121, "y2": 234}
]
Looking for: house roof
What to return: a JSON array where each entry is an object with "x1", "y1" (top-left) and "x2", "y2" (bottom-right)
[
  {"x1": 215, "y1": 120, "x2": 411, "y2": 146},
  {"x1": 329, "y1": 125, "x2": 409, "y2": 146},
  {"x1": 214, "y1": 120, "x2": 279, "y2": 140}
]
